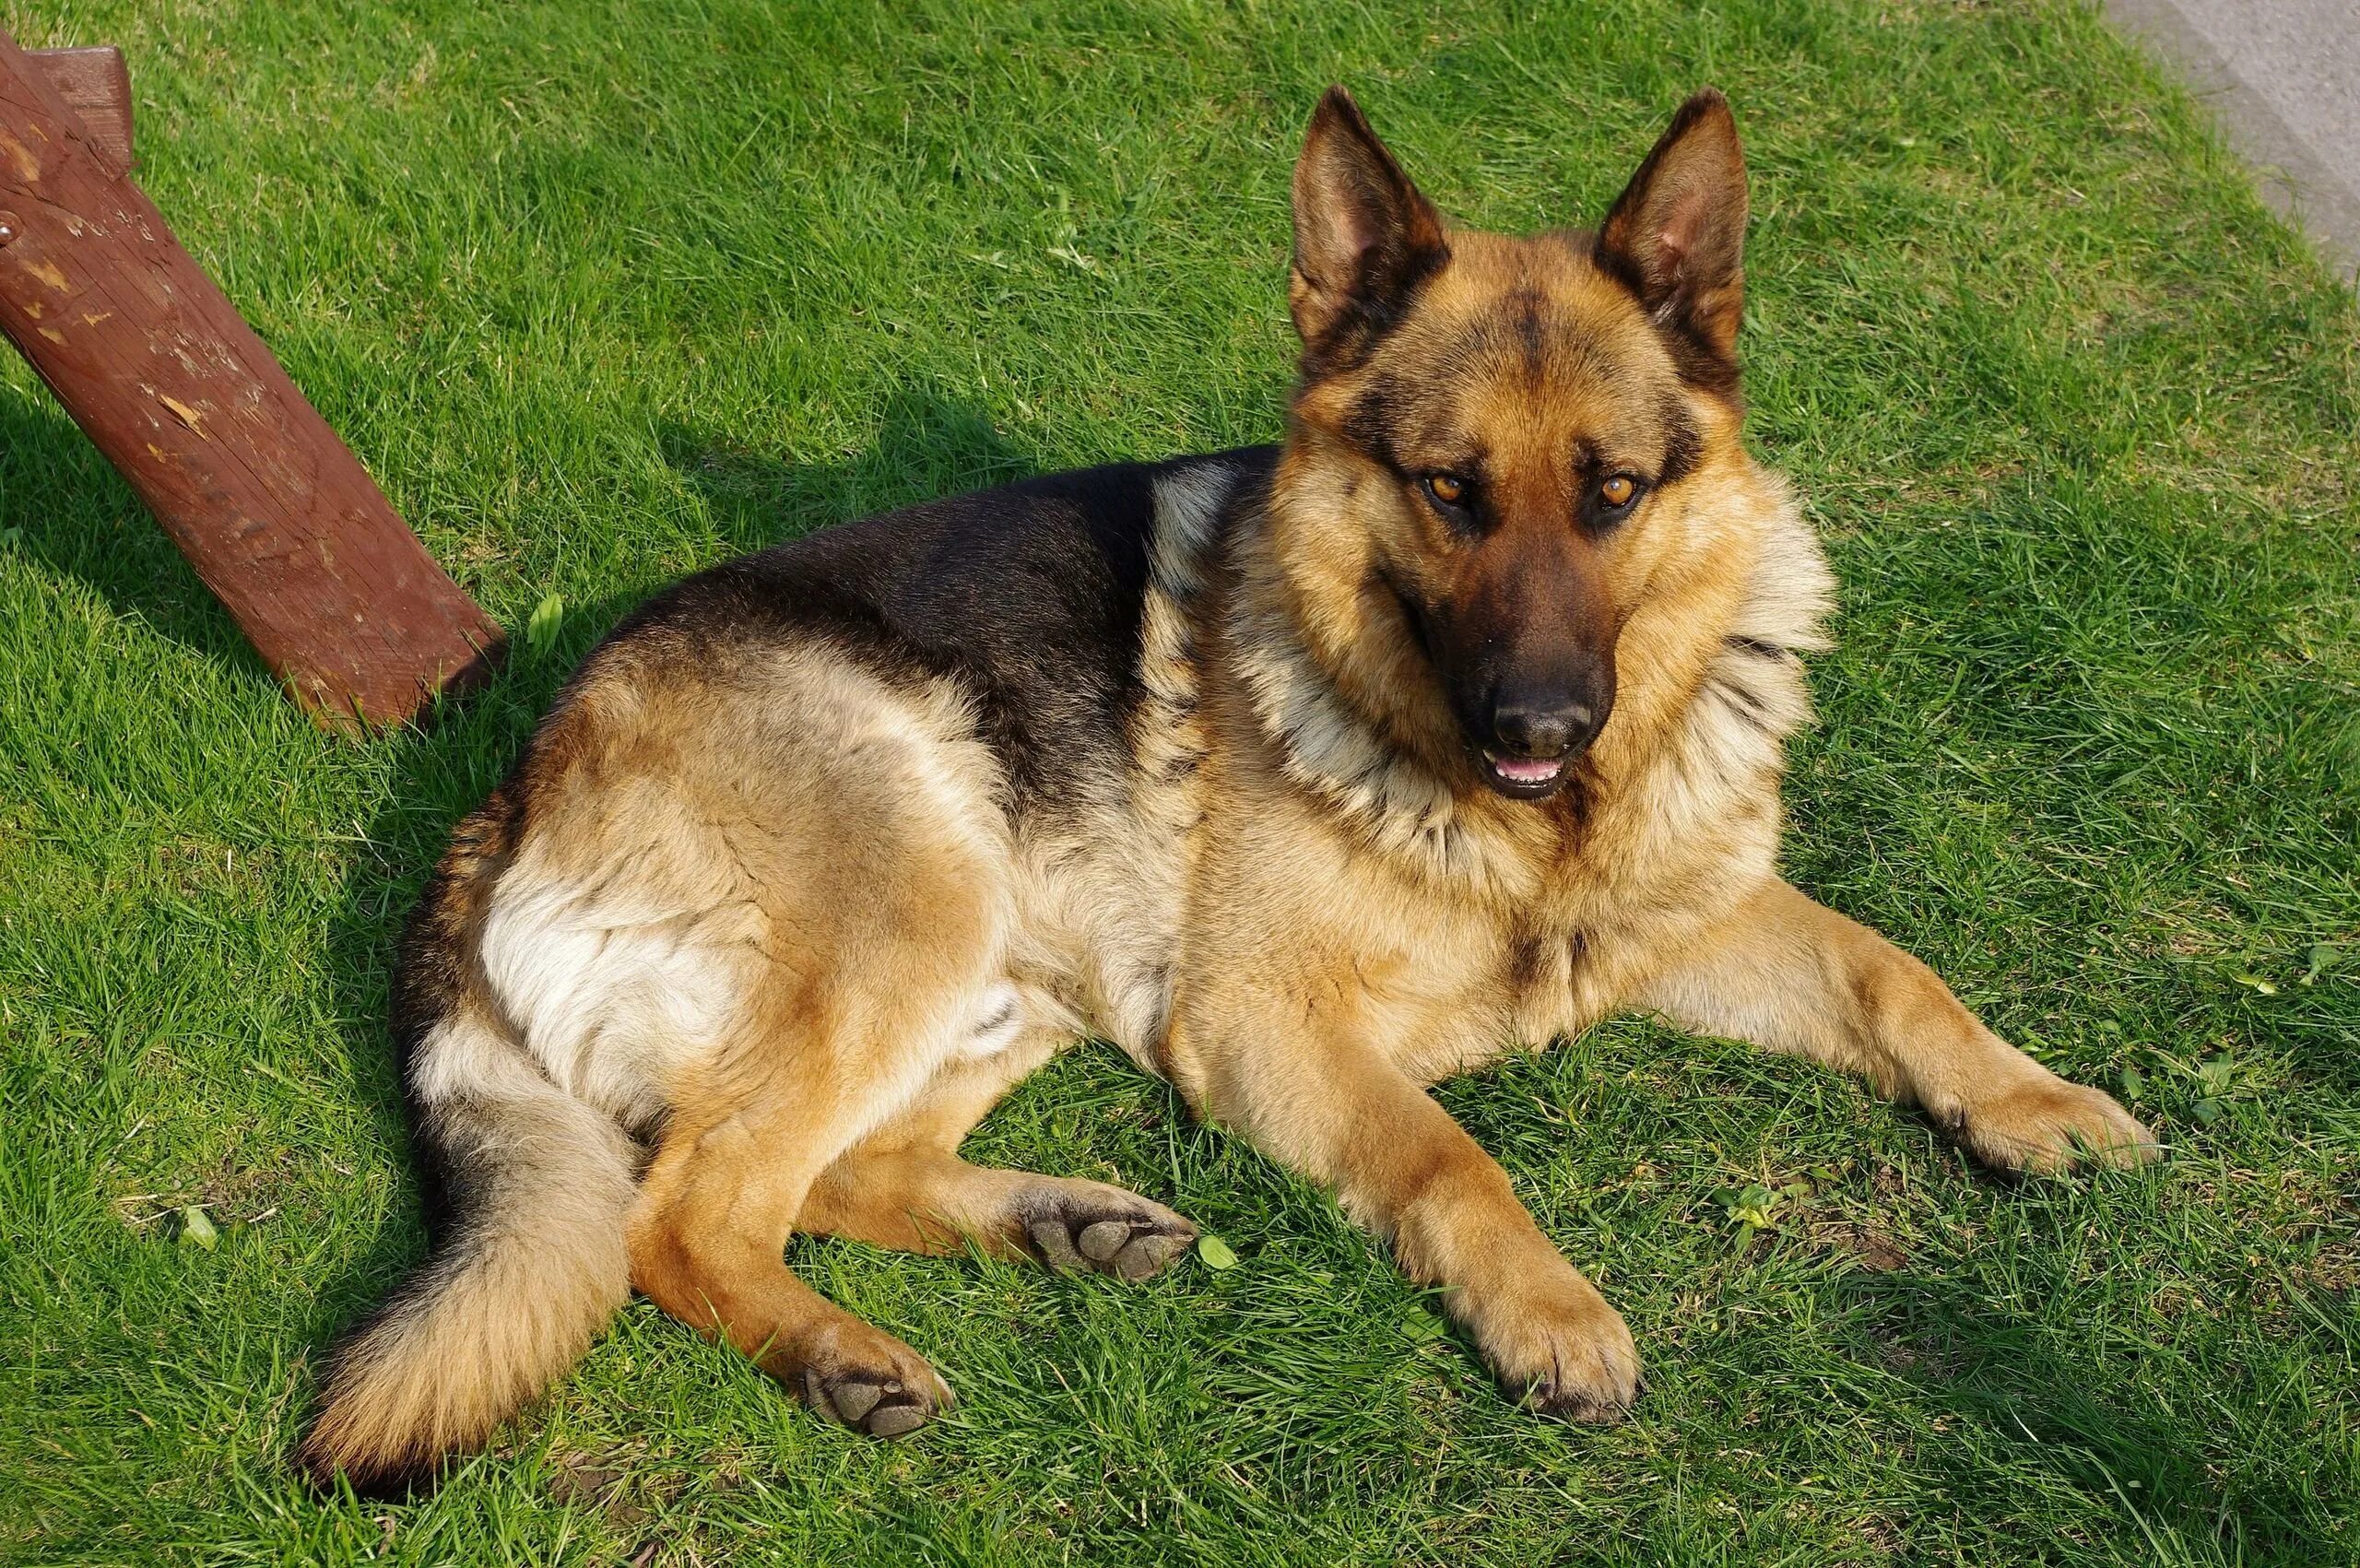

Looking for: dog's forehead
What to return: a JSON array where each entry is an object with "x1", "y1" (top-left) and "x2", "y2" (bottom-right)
[
  {"x1": 1371, "y1": 233, "x2": 1687, "y2": 462},
  {"x1": 1441, "y1": 241, "x2": 1670, "y2": 383}
]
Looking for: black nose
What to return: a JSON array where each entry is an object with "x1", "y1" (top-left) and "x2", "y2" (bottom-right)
[{"x1": 1493, "y1": 700, "x2": 1598, "y2": 760}]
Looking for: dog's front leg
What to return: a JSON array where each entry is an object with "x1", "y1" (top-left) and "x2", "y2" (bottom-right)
[
  {"x1": 1171, "y1": 989, "x2": 1641, "y2": 1421},
  {"x1": 1637, "y1": 878, "x2": 2158, "y2": 1173}
]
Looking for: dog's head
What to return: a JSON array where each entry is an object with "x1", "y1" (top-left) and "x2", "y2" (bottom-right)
[{"x1": 1275, "y1": 86, "x2": 1751, "y2": 800}]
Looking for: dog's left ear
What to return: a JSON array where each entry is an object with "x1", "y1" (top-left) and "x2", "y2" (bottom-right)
[
  {"x1": 1291, "y1": 86, "x2": 1448, "y2": 359},
  {"x1": 1596, "y1": 88, "x2": 1749, "y2": 360}
]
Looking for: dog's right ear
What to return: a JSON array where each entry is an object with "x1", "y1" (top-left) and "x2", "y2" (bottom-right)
[
  {"x1": 1290, "y1": 87, "x2": 1448, "y2": 362},
  {"x1": 1595, "y1": 88, "x2": 1749, "y2": 362}
]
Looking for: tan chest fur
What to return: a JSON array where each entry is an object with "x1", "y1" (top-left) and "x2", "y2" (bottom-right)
[{"x1": 1099, "y1": 454, "x2": 1833, "y2": 1091}]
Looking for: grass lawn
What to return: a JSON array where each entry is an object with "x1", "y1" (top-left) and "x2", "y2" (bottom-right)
[{"x1": 4, "y1": 0, "x2": 2356, "y2": 1562}]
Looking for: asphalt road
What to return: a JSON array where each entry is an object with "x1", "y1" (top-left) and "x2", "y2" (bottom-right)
[{"x1": 2106, "y1": 0, "x2": 2360, "y2": 283}]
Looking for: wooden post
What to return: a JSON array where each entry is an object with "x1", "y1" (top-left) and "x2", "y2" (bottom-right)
[{"x1": 0, "y1": 31, "x2": 502, "y2": 733}]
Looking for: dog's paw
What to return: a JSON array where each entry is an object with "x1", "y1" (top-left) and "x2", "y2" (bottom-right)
[
  {"x1": 1471, "y1": 1272, "x2": 1643, "y2": 1424},
  {"x1": 1954, "y1": 1076, "x2": 2160, "y2": 1174},
  {"x1": 788, "y1": 1319, "x2": 951, "y2": 1439},
  {"x1": 1015, "y1": 1181, "x2": 1198, "y2": 1281}
]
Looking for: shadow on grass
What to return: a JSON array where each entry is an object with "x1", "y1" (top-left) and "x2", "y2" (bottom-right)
[
  {"x1": 0, "y1": 388, "x2": 265, "y2": 665},
  {"x1": 1847, "y1": 1267, "x2": 2342, "y2": 1562}
]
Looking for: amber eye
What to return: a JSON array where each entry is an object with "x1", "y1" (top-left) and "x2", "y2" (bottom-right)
[
  {"x1": 1599, "y1": 474, "x2": 1638, "y2": 509},
  {"x1": 1424, "y1": 472, "x2": 1469, "y2": 507}
]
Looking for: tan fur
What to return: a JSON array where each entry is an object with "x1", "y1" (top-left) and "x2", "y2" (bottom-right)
[
  {"x1": 302, "y1": 87, "x2": 2154, "y2": 1489},
  {"x1": 299, "y1": 996, "x2": 641, "y2": 1481}
]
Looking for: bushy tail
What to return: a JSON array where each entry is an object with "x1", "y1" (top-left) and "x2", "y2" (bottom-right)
[{"x1": 298, "y1": 1017, "x2": 638, "y2": 1494}]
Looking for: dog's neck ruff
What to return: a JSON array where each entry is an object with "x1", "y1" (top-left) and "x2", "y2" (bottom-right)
[
  {"x1": 1226, "y1": 522, "x2": 1495, "y2": 880},
  {"x1": 1221, "y1": 466, "x2": 1835, "y2": 895}
]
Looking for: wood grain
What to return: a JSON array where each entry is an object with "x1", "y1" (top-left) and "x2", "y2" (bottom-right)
[{"x1": 28, "y1": 47, "x2": 131, "y2": 170}]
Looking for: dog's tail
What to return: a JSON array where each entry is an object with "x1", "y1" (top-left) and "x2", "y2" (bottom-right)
[{"x1": 297, "y1": 1005, "x2": 638, "y2": 1495}]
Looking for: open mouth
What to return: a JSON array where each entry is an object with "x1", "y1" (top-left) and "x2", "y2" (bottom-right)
[{"x1": 1479, "y1": 751, "x2": 1568, "y2": 798}]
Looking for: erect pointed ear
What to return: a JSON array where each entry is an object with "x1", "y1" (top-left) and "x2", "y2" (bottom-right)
[
  {"x1": 1595, "y1": 88, "x2": 1749, "y2": 362},
  {"x1": 1290, "y1": 86, "x2": 1448, "y2": 362}
]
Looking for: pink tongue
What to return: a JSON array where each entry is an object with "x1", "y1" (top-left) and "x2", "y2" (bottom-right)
[{"x1": 1493, "y1": 757, "x2": 1564, "y2": 784}]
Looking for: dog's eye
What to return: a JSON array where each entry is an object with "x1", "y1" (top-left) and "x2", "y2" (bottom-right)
[
  {"x1": 1599, "y1": 474, "x2": 1640, "y2": 510},
  {"x1": 1423, "y1": 472, "x2": 1469, "y2": 508}
]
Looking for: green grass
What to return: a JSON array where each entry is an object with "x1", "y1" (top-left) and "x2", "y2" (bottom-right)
[{"x1": 4, "y1": 0, "x2": 2356, "y2": 1562}]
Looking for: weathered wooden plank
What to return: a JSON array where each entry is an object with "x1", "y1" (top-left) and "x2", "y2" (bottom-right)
[{"x1": 0, "y1": 30, "x2": 503, "y2": 733}]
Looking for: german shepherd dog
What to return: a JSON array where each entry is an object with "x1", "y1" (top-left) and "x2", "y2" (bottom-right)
[{"x1": 301, "y1": 86, "x2": 2156, "y2": 1491}]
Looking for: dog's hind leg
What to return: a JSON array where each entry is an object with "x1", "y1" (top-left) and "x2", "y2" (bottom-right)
[
  {"x1": 800, "y1": 1050, "x2": 1199, "y2": 1280},
  {"x1": 627, "y1": 1048, "x2": 956, "y2": 1438},
  {"x1": 1635, "y1": 878, "x2": 2159, "y2": 1173},
  {"x1": 625, "y1": 933, "x2": 1016, "y2": 1439}
]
